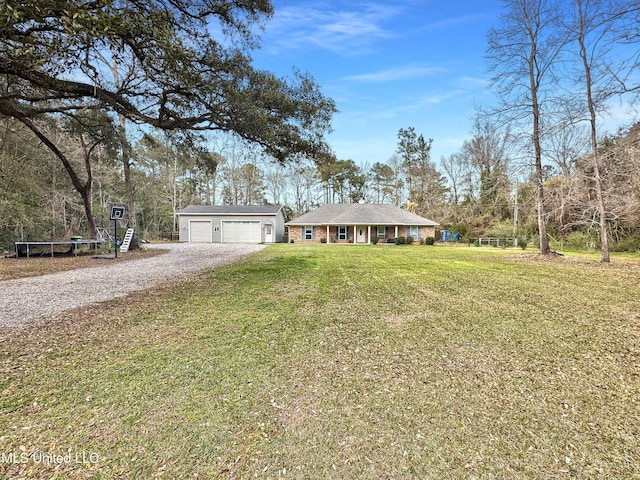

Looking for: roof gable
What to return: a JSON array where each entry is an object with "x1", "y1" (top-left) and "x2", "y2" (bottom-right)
[{"x1": 286, "y1": 203, "x2": 438, "y2": 226}]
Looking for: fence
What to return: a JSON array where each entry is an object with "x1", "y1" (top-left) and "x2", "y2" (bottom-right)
[{"x1": 475, "y1": 237, "x2": 518, "y2": 247}]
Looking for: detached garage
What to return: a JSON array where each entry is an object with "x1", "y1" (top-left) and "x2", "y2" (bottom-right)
[{"x1": 177, "y1": 205, "x2": 285, "y2": 244}]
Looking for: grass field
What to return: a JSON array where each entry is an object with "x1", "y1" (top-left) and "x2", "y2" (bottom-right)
[{"x1": 1, "y1": 245, "x2": 639, "y2": 479}]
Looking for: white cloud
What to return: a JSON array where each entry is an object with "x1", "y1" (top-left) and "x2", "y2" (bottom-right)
[
  {"x1": 345, "y1": 65, "x2": 446, "y2": 82},
  {"x1": 454, "y1": 76, "x2": 490, "y2": 90},
  {"x1": 420, "y1": 13, "x2": 494, "y2": 32},
  {"x1": 263, "y1": 2, "x2": 404, "y2": 55}
]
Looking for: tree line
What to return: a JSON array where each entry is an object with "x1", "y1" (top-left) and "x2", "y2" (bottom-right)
[
  {"x1": 2, "y1": 114, "x2": 639, "y2": 254},
  {"x1": 1, "y1": 0, "x2": 640, "y2": 260}
]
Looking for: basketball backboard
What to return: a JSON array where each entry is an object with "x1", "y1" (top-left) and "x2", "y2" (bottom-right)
[{"x1": 110, "y1": 205, "x2": 126, "y2": 220}]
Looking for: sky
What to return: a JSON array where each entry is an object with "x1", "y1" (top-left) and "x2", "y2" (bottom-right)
[{"x1": 249, "y1": 0, "x2": 505, "y2": 167}]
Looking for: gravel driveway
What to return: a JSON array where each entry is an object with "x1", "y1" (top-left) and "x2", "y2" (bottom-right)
[{"x1": 0, "y1": 243, "x2": 266, "y2": 329}]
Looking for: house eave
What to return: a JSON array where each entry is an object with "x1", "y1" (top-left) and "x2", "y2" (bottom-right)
[
  {"x1": 181, "y1": 212, "x2": 280, "y2": 217},
  {"x1": 286, "y1": 221, "x2": 440, "y2": 227}
]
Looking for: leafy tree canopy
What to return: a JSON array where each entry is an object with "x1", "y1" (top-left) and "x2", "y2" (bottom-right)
[{"x1": 0, "y1": 0, "x2": 337, "y2": 161}]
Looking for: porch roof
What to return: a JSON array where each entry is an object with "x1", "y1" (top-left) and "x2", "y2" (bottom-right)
[{"x1": 286, "y1": 203, "x2": 439, "y2": 226}]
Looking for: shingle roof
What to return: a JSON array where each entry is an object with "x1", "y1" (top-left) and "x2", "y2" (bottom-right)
[
  {"x1": 286, "y1": 203, "x2": 439, "y2": 226},
  {"x1": 178, "y1": 205, "x2": 283, "y2": 215}
]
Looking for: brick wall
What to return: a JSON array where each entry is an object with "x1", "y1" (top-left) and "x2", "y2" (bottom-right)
[
  {"x1": 288, "y1": 225, "x2": 328, "y2": 243},
  {"x1": 288, "y1": 225, "x2": 437, "y2": 244}
]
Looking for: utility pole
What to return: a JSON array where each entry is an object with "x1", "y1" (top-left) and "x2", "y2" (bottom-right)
[{"x1": 513, "y1": 179, "x2": 518, "y2": 245}]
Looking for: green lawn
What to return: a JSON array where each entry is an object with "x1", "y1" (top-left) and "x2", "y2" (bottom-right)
[{"x1": 1, "y1": 245, "x2": 639, "y2": 479}]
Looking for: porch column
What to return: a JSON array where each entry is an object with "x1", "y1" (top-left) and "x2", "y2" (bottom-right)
[
  {"x1": 326, "y1": 225, "x2": 330, "y2": 244},
  {"x1": 367, "y1": 226, "x2": 371, "y2": 244},
  {"x1": 395, "y1": 225, "x2": 398, "y2": 238},
  {"x1": 353, "y1": 226, "x2": 357, "y2": 243}
]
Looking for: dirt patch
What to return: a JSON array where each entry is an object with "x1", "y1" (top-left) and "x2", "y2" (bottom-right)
[{"x1": 0, "y1": 247, "x2": 166, "y2": 281}]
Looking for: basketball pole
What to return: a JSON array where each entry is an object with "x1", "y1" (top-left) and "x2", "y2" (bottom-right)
[{"x1": 110, "y1": 205, "x2": 125, "y2": 259}]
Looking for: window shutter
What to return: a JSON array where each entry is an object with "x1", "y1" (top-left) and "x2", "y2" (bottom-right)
[{"x1": 312, "y1": 226, "x2": 316, "y2": 240}]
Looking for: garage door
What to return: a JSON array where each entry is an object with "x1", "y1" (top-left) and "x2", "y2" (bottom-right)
[
  {"x1": 189, "y1": 220, "x2": 212, "y2": 243},
  {"x1": 222, "y1": 221, "x2": 261, "y2": 243}
]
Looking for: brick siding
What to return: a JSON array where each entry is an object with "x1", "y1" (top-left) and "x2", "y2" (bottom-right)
[{"x1": 289, "y1": 225, "x2": 436, "y2": 244}]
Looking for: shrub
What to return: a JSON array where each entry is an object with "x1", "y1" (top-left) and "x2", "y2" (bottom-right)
[
  {"x1": 320, "y1": 237, "x2": 327, "y2": 243},
  {"x1": 610, "y1": 236, "x2": 640, "y2": 252},
  {"x1": 396, "y1": 236, "x2": 406, "y2": 245},
  {"x1": 517, "y1": 237, "x2": 528, "y2": 250},
  {"x1": 565, "y1": 231, "x2": 598, "y2": 251},
  {"x1": 371, "y1": 235, "x2": 380, "y2": 245},
  {"x1": 425, "y1": 237, "x2": 435, "y2": 245},
  {"x1": 406, "y1": 235, "x2": 414, "y2": 244}
]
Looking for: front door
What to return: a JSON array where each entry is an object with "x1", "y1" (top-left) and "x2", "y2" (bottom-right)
[{"x1": 357, "y1": 226, "x2": 366, "y2": 243}]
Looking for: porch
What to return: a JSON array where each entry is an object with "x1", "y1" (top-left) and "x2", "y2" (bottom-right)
[{"x1": 290, "y1": 225, "x2": 434, "y2": 244}]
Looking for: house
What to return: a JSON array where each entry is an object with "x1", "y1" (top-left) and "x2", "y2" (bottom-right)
[
  {"x1": 177, "y1": 205, "x2": 285, "y2": 243},
  {"x1": 286, "y1": 203, "x2": 439, "y2": 244}
]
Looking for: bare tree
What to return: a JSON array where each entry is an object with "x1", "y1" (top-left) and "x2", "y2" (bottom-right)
[
  {"x1": 387, "y1": 154, "x2": 406, "y2": 207},
  {"x1": 440, "y1": 153, "x2": 468, "y2": 205},
  {"x1": 543, "y1": 122, "x2": 590, "y2": 176},
  {"x1": 590, "y1": 125, "x2": 640, "y2": 243},
  {"x1": 561, "y1": 0, "x2": 639, "y2": 261},
  {"x1": 487, "y1": 0, "x2": 568, "y2": 254},
  {"x1": 461, "y1": 118, "x2": 512, "y2": 211},
  {"x1": 264, "y1": 163, "x2": 288, "y2": 205}
]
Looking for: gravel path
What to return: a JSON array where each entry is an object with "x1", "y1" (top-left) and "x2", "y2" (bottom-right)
[{"x1": 0, "y1": 243, "x2": 266, "y2": 329}]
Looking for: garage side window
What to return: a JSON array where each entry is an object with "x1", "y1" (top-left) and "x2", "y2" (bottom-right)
[{"x1": 303, "y1": 226, "x2": 314, "y2": 240}]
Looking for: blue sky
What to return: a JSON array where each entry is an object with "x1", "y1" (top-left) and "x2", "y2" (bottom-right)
[{"x1": 250, "y1": 0, "x2": 504, "y2": 167}]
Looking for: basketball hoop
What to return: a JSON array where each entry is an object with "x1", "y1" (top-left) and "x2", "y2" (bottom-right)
[
  {"x1": 110, "y1": 205, "x2": 125, "y2": 221},
  {"x1": 110, "y1": 205, "x2": 126, "y2": 259},
  {"x1": 118, "y1": 218, "x2": 128, "y2": 229}
]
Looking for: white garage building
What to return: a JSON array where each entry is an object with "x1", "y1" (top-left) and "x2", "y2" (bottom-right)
[{"x1": 177, "y1": 205, "x2": 285, "y2": 244}]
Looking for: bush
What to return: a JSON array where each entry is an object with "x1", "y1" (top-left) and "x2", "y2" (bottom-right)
[
  {"x1": 610, "y1": 236, "x2": 640, "y2": 252},
  {"x1": 371, "y1": 235, "x2": 379, "y2": 245},
  {"x1": 517, "y1": 237, "x2": 528, "y2": 250},
  {"x1": 395, "y1": 236, "x2": 406, "y2": 245},
  {"x1": 406, "y1": 235, "x2": 414, "y2": 244},
  {"x1": 424, "y1": 237, "x2": 435, "y2": 245},
  {"x1": 320, "y1": 237, "x2": 327, "y2": 243},
  {"x1": 565, "y1": 231, "x2": 598, "y2": 251}
]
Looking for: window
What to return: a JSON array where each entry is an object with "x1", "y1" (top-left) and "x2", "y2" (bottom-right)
[
  {"x1": 303, "y1": 226, "x2": 314, "y2": 240},
  {"x1": 337, "y1": 226, "x2": 348, "y2": 240},
  {"x1": 377, "y1": 226, "x2": 386, "y2": 237},
  {"x1": 409, "y1": 226, "x2": 419, "y2": 238},
  {"x1": 266, "y1": 226, "x2": 272, "y2": 235}
]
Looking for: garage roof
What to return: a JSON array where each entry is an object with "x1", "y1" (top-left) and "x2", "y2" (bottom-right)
[{"x1": 178, "y1": 205, "x2": 283, "y2": 215}]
